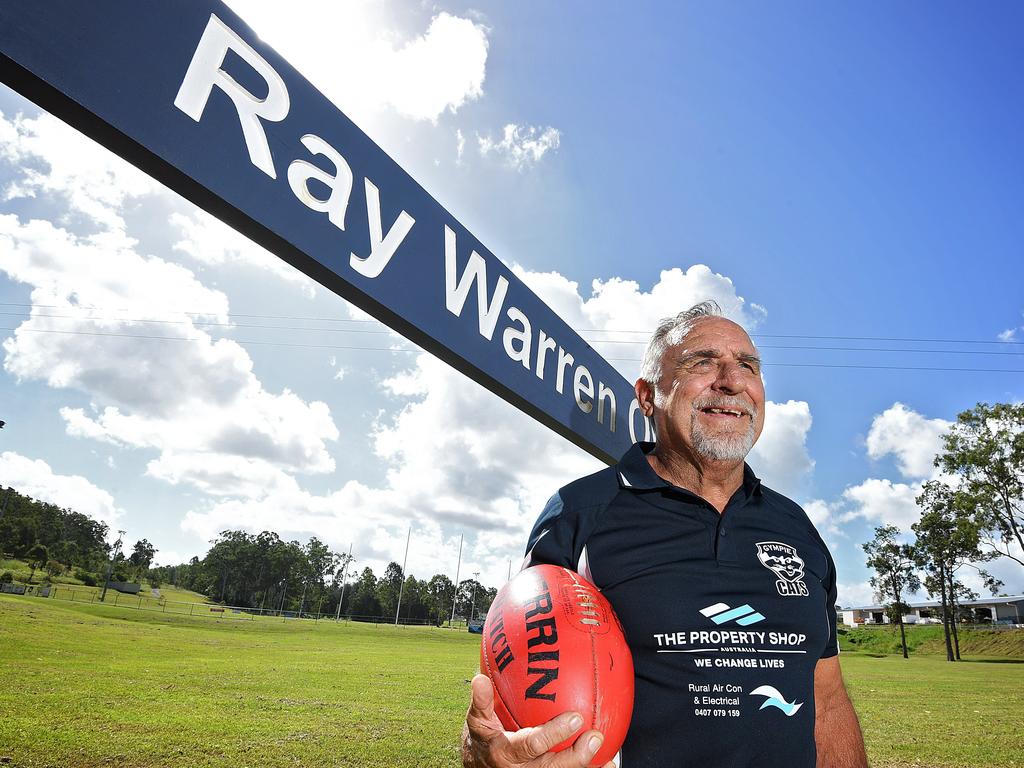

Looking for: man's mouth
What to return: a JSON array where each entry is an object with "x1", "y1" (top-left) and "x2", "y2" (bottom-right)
[{"x1": 699, "y1": 406, "x2": 747, "y2": 418}]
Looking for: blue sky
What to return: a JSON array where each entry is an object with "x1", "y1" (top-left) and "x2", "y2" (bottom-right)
[{"x1": 1, "y1": 1, "x2": 1021, "y2": 605}]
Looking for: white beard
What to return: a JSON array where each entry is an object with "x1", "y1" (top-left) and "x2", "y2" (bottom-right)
[{"x1": 690, "y1": 413, "x2": 756, "y2": 461}]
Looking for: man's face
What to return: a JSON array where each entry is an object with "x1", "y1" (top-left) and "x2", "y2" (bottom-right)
[{"x1": 641, "y1": 317, "x2": 765, "y2": 465}]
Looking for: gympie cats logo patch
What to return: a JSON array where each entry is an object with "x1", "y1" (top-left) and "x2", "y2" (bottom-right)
[{"x1": 755, "y1": 542, "x2": 809, "y2": 597}]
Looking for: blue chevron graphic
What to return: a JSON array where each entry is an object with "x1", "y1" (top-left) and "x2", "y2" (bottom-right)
[{"x1": 699, "y1": 602, "x2": 766, "y2": 625}]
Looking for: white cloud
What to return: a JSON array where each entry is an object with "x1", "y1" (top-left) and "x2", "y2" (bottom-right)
[
  {"x1": 840, "y1": 477, "x2": 922, "y2": 531},
  {"x1": 0, "y1": 214, "x2": 339, "y2": 496},
  {"x1": 170, "y1": 210, "x2": 317, "y2": 298},
  {"x1": 0, "y1": 451, "x2": 123, "y2": 530},
  {"x1": 512, "y1": 263, "x2": 767, "y2": 383},
  {"x1": 181, "y1": 350, "x2": 602, "y2": 585},
  {"x1": 456, "y1": 128, "x2": 466, "y2": 164},
  {"x1": 748, "y1": 400, "x2": 814, "y2": 500},
  {"x1": 179, "y1": 265, "x2": 793, "y2": 586},
  {"x1": 865, "y1": 402, "x2": 950, "y2": 480},
  {"x1": 837, "y1": 580, "x2": 875, "y2": 609},
  {"x1": 478, "y1": 124, "x2": 561, "y2": 170},
  {"x1": 998, "y1": 328, "x2": 1018, "y2": 342},
  {"x1": 224, "y1": 2, "x2": 488, "y2": 127},
  {"x1": 0, "y1": 111, "x2": 157, "y2": 232}
]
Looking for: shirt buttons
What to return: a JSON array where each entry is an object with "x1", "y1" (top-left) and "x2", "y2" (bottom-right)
[{"x1": 720, "y1": 527, "x2": 728, "y2": 537}]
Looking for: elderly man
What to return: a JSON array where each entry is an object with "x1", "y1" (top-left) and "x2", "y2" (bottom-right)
[{"x1": 462, "y1": 301, "x2": 867, "y2": 768}]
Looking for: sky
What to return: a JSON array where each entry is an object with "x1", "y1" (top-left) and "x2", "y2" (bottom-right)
[{"x1": 1, "y1": 1, "x2": 1022, "y2": 607}]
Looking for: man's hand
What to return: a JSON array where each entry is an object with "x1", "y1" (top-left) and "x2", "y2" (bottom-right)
[{"x1": 462, "y1": 674, "x2": 611, "y2": 768}]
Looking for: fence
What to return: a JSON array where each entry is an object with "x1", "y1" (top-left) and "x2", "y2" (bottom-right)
[{"x1": 26, "y1": 585, "x2": 469, "y2": 628}]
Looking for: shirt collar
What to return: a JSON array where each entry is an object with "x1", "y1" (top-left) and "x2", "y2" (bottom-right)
[{"x1": 616, "y1": 441, "x2": 763, "y2": 499}]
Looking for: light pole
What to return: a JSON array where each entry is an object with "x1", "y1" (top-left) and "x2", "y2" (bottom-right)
[
  {"x1": 100, "y1": 530, "x2": 126, "y2": 602},
  {"x1": 335, "y1": 543, "x2": 353, "y2": 622},
  {"x1": 470, "y1": 571, "x2": 480, "y2": 623},
  {"x1": 448, "y1": 534, "x2": 463, "y2": 627}
]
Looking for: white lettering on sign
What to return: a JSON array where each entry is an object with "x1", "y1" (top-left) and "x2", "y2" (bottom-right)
[
  {"x1": 503, "y1": 307, "x2": 532, "y2": 369},
  {"x1": 174, "y1": 14, "x2": 290, "y2": 179},
  {"x1": 444, "y1": 225, "x2": 510, "y2": 341},
  {"x1": 350, "y1": 178, "x2": 415, "y2": 279},
  {"x1": 173, "y1": 14, "x2": 653, "y2": 443},
  {"x1": 287, "y1": 133, "x2": 354, "y2": 230},
  {"x1": 597, "y1": 382, "x2": 616, "y2": 431},
  {"x1": 573, "y1": 365, "x2": 594, "y2": 414}
]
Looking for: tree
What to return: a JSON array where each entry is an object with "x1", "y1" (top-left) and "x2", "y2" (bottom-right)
[
  {"x1": 426, "y1": 574, "x2": 454, "y2": 625},
  {"x1": 937, "y1": 402, "x2": 1024, "y2": 569},
  {"x1": 863, "y1": 525, "x2": 920, "y2": 659},
  {"x1": 26, "y1": 542, "x2": 48, "y2": 583},
  {"x1": 455, "y1": 578, "x2": 485, "y2": 621},
  {"x1": 304, "y1": 537, "x2": 339, "y2": 617},
  {"x1": 377, "y1": 561, "x2": 404, "y2": 619},
  {"x1": 914, "y1": 482, "x2": 985, "y2": 661},
  {"x1": 129, "y1": 539, "x2": 157, "y2": 581},
  {"x1": 350, "y1": 567, "x2": 380, "y2": 618}
]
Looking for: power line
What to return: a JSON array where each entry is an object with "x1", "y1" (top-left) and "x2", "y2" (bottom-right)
[
  {"x1": 3, "y1": 310, "x2": 1023, "y2": 356},
  {"x1": 1, "y1": 302, "x2": 1020, "y2": 347},
  {"x1": 3, "y1": 326, "x2": 1022, "y2": 373}
]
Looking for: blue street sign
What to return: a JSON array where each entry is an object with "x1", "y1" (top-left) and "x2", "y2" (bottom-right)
[{"x1": 0, "y1": 2, "x2": 652, "y2": 463}]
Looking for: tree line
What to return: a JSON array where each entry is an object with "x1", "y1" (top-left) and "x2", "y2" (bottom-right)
[
  {"x1": 863, "y1": 402, "x2": 1022, "y2": 661},
  {"x1": 152, "y1": 529, "x2": 497, "y2": 624},
  {"x1": 0, "y1": 488, "x2": 496, "y2": 623},
  {"x1": 0, "y1": 486, "x2": 155, "y2": 585}
]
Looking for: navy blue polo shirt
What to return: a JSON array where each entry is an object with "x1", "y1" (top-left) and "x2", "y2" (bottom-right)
[{"x1": 526, "y1": 442, "x2": 838, "y2": 768}]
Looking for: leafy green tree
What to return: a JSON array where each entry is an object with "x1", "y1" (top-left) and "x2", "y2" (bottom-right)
[
  {"x1": 863, "y1": 525, "x2": 920, "y2": 659},
  {"x1": 304, "y1": 537, "x2": 339, "y2": 617},
  {"x1": 26, "y1": 542, "x2": 48, "y2": 584},
  {"x1": 937, "y1": 402, "x2": 1024, "y2": 569},
  {"x1": 455, "y1": 578, "x2": 485, "y2": 621},
  {"x1": 426, "y1": 573, "x2": 454, "y2": 625},
  {"x1": 129, "y1": 539, "x2": 157, "y2": 581},
  {"x1": 377, "y1": 561, "x2": 404, "y2": 619},
  {"x1": 350, "y1": 567, "x2": 380, "y2": 617},
  {"x1": 915, "y1": 482, "x2": 973, "y2": 660}
]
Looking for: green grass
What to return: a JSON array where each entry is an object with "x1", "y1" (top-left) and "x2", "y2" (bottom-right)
[
  {"x1": 1, "y1": 595, "x2": 1022, "y2": 767},
  {"x1": 2, "y1": 557, "x2": 211, "y2": 605},
  {"x1": 1, "y1": 556, "x2": 86, "y2": 586},
  {"x1": 0, "y1": 594, "x2": 480, "y2": 768},
  {"x1": 840, "y1": 624, "x2": 1024, "y2": 658},
  {"x1": 841, "y1": 651, "x2": 1024, "y2": 767}
]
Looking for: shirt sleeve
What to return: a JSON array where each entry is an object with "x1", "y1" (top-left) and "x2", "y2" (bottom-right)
[
  {"x1": 820, "y1": 544, "x2": 839, "y2": 658},
  {"x1": 522, "y1": 491, "x2": 576, "y2": 569}
]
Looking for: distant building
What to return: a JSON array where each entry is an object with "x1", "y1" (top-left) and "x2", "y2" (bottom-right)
[{"x1": 839, "y1": 595, "x2": 1022, "y2": 628}]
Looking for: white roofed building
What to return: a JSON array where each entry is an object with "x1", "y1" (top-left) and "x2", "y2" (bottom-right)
[{"x1": 839, "y1": 595, "x2": 1023, "y2": 628}]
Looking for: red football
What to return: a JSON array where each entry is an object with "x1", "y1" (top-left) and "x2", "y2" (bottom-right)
[{"x1": 480, "y1": 564, "x2": 634, "y2": 766}]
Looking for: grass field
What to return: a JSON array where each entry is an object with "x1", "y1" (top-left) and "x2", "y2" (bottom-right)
[{"x1": 1, "y1": 595, "x2": 1022, "y2": 767}]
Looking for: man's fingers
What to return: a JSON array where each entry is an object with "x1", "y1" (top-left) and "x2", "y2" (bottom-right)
[
  {"x1": 468, "y1": 674, "x2": 496, "y2": 722},
  {"x1": 568, "y1": 730, "x2": 604, "y2": 767},
  {"x1": 506, "y1": 711, "x2": 584, "y2": 762}
]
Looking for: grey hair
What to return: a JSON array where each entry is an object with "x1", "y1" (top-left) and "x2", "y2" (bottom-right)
[{"x1": 639, "y1": 300, "x2": 724, "y2": 386}]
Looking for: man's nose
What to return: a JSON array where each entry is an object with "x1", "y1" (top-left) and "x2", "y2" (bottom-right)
[{"x1": 712, "y1": 361, "x2": 744, "y2": 393}]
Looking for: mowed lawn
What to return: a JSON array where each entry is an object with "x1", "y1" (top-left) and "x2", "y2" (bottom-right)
[
  {"x1": 0, "y1": 595, "x2": 480, "y2": 768},
  {"x1": 2, "y1": 596, "x2": 1023, "y2": 767}
]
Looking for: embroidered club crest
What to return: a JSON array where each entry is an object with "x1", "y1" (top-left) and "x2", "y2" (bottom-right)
[{"x1": 755, "y1": 541, "x2": 809, "y2": 597}]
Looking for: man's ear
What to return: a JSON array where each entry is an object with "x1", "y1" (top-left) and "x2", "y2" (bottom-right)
[{"x1": 634, "y1": 378, "x2": 655, "y2": 417}]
